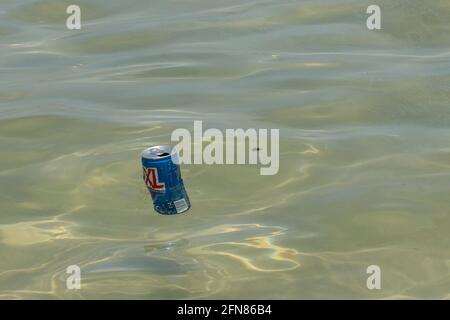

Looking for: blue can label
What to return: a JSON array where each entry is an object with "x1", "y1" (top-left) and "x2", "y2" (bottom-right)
[{"x1": 141, "y1": 146, "x2": 191, "y2": 215}]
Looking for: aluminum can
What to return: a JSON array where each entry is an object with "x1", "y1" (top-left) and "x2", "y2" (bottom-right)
[{"x1": 141, "y1": 145, "x2": 191, "y2": 215}]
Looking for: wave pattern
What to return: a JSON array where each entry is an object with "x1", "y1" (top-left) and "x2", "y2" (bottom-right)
[{"x1": 0, "y1": 0, "x2": 449, "y2": 299}]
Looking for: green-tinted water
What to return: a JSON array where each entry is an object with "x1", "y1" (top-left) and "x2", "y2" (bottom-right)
[{"x1": 0, "y1": 0, "x2": 449, "y2": 299}]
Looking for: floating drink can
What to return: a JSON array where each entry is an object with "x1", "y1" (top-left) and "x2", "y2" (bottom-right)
[{"x1": 141, "y1": 145, "x2": 191, "y2": 215}]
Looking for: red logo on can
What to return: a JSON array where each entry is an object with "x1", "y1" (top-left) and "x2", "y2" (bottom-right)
[{"x1": 143, "y1": 167, "x2": 165, "y2": 191}]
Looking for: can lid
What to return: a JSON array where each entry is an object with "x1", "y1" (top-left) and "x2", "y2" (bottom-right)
[{"x1": 141, "y1": 145, "x2": 174, "y2": 160}]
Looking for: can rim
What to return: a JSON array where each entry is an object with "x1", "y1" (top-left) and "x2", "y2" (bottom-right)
[{"x1": 141, "y1": 145, "x2": 175, "y2": 160}]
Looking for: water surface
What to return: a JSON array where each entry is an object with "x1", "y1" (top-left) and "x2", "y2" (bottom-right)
[{"x1": 0, "y1": 0, "x2": 449, "y2": 299}]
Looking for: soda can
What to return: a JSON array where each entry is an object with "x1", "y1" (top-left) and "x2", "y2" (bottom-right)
[{"x1": 141, "y1": 145, "x2": 191, "y2": 215}]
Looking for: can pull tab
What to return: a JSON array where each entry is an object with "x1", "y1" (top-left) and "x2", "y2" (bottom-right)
[
  {"x1": 142, "y1": 145, "x2": 174, "y2": 160},
  {"x1": 157, "y1": 152, "x2": 170, "y2": 157},
  {"x1": 150, "y1": 147, "x2": 170, "y2": 158}
]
